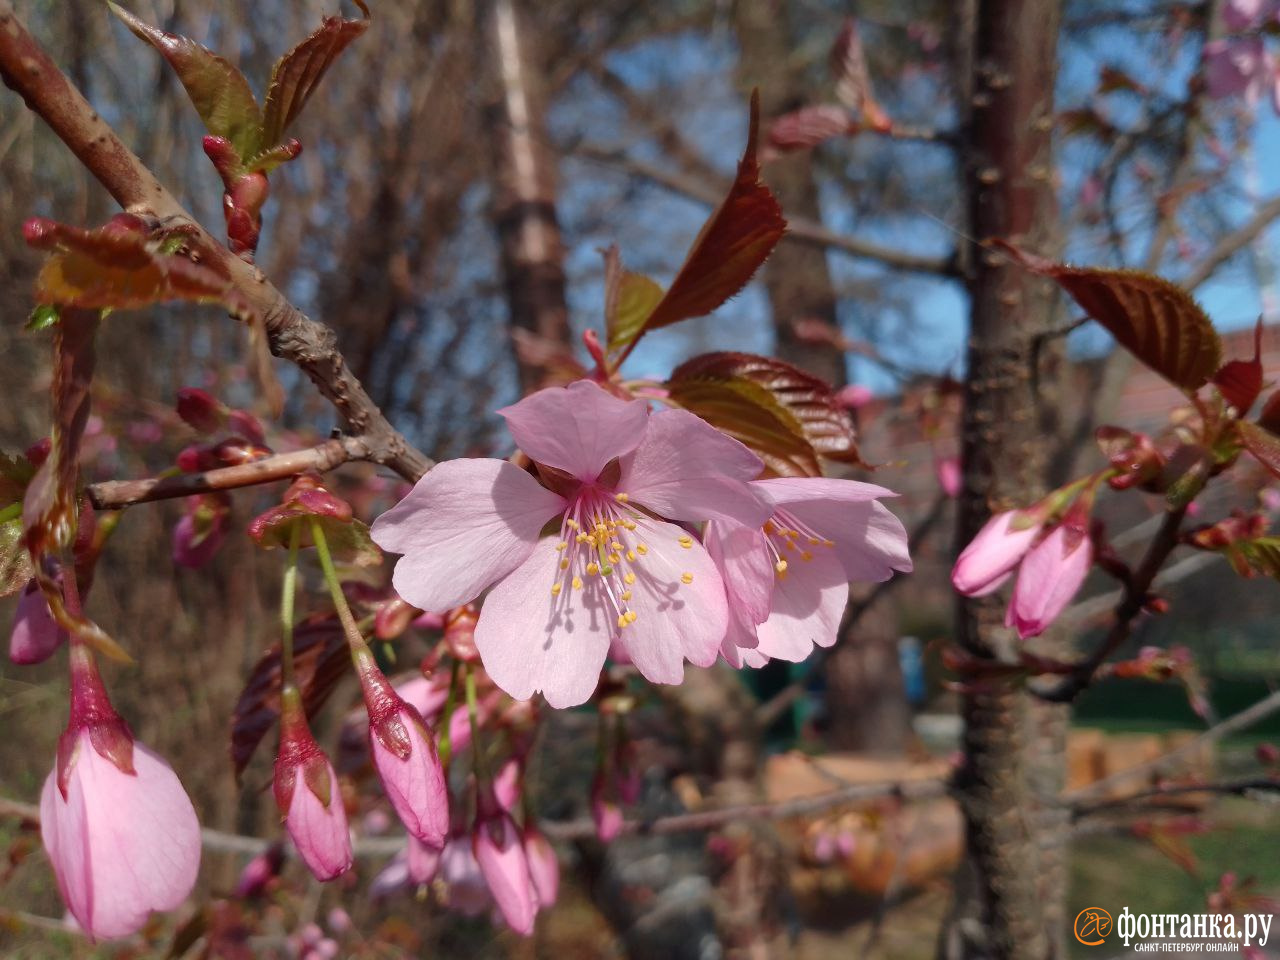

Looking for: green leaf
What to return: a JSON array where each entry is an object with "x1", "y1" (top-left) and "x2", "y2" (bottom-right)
[
  {"x1": 321, "y1": 517, "x2": 382, "y2": 568},
  {"x1": 26, "y1": 304, "x2": 60, "y2": 332},
  {"x1": 1232, "y1": 536, "x2": 1280, "y2": 580},
  {"x1": 602, "y1": 246, "x2": 665, "y2": 354},
  {"x1": 669, "y1": 352, "x2": 866, "y2": 467},
  {"x1": 610, "y1": 91, "x2": 786, "y2": 360},
  {"x1": 260, "y1": 16, "x2": 369, "y2": 148},
  {"x1": 667, "y1": 376, "x2": 821, "y2": 478},
  {"x1": 997, "y1": 243, "x2": 1222, "y2": 391},
  {"x1": 110, "y1": 3, "x2": 263, "y2": 160},
  {"x1": 26, "y1": 215, "x2": 254, "y2": 319}
]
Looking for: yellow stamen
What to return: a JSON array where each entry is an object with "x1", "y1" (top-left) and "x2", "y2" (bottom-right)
[
  {"x1": 550, "y1": 583, "x2": 562, "y2": 596},
  {"x1": 801, "y1": 551, "x2": 813, "y2": 562},
  {"x1": 823, "y1": 539, "x2": 835, "y2": 547},
  {"x1": 626, "y1": 550, "x2": 637, "y2": 562},
  {"x1": 626, "y1": 610, "x2": 638, "y2": 623},
  {"x1": 624, "y1": 572, "x2": 636, "y2": 585},
  {"x1": 572, "y1": 576, "x2": 583, "y2": 590},
  {"x1": 559, "y1": 559, "x2": 569, "y2": 570},
  {"x1": 621, "y1": 590, "x2": 632, "y2": 601},
  {"x1": 775, "y1": 559, "x2": 788, "y2": 574},
  {"x1": 680, "y1": 572, "x2": 693, "y2": 585},
  {"x1": 763, "y1": 520, "x2": 777, "y2": 535},
  {"x1": 678, "y1": 535, "x2": 693, "y2": 549},
  {"x1": 637, "y1": 544, "x2": 648, "y2": 555},
  {"x1": 555, "y1": 541, "x2": 567, "y2": 552},
  {"x1": 609, "y1": 552, "x2": 621, "y2": 564},
  {"x1": 586, "y1": 562, "x2": 600, "y2": 576},
  {"x1": 615, "y1": 492, "x2": 630, "y2": 503},
  {"x1": 617, "y1": 613, "x2": 628, "y2": 629}
]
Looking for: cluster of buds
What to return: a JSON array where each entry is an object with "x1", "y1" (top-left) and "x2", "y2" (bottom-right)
[
  {"x1": 951, "y1": 494, "x2": 1096, "y2": 640},
  {"x1": 203, "y1": 135, "x2": 301, "y2": 260}
]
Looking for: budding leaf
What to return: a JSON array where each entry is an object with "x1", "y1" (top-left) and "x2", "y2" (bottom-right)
[
  {"x1": 1234, "y1": 536, "x2": 1280, "y2": 580},
  {"x1": 110, "y1": 3, "x2": 263, "y2": 161},
  {"x1": 667, "y1": 371, "x2": 822, "y2": 478},
  {"x1": 1237, "y1": 421, "x2": 1280, "y2": 481},
  {"x1": 829, "y1": 19, "x2": 891, "y2": 131},
  {"x1": 670, "y1": 352, "x2": 866, "y2": 468},
  {"x1": 230, "y1": 617, "x2": 348, "y2": 781},
  {"x1": 1211, "y1": 318, "x2": 1265, "y2": 415},
  {"x1": 602, "y1": 246, "x2": 664, "y2": 354},
  {"x1": 766, "y1": 104, "x2": 856, "y2": 156},
  {"x1": 26, "y1": 216, "x2": 254, "y2": 319},
  {"x1": 997, "y1": 243, "x2": 1223, "y2": 391},
  {"x1": 260, "y1": 16, "x2": 370, "y2": 149},
  {"x1": 607, "y1": 91, "x2": 786, "y2": 360}
]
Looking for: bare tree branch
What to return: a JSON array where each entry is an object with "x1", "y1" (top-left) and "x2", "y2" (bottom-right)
[{"x1": 0, "y1": 2, "x2": 432, "y2": 483}]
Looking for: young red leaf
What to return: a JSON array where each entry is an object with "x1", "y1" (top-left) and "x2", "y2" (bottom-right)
[
  {"x1": 1211, "y1": 317, "x2": 1265, "y2": 414},
  {"x1": 229, "y1": 617, "x2": 348, "y2": 780},
  {"x1": 670, "y1": 351, "x2": 867, "y2": 466},
  {"x1": 611, "y1": 92, "x2": 786, "y2": 360},
  {"x1": 1260, "y1": 388, "x2": 1280, "y2": 435},
  {"x1": 765, "y1": 104, "x2": 855, "y2": 155},
  {"x1": 259, "y1": 16, "x2": 369, "y2": 149},
  {"x1": 997, "y1": 242, "x2": 1223, "y2": 391},
  {"x1": 829, "y1": 19, "x2": 891, "y2": 131},
  {"x1": 109, "y1": 3, "x2": 263, "y2": 161},
  {"x1": 26, "y1": 216, "x2": 253, "y2": 319}
]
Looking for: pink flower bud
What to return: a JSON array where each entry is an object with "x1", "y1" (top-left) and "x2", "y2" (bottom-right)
[
  {"x1": 590, "y1": 772, "x2": 623, "y2": 842},
  {"x1": 408, "y1": 836, "x2": 443, "y2": 884},
  {"x1": 273, "y1": 690, "x2": 352, "y2": 882},
  {"x1": 234, "y1": 843, "x2": 284, "y2": 897},
  {"x1": 226, "y1": 409, "x2": 266, "y2": 446},
  {"x1": 523, "y1": 824, "x2": 559, "y2": 908},
  {"x1": 493, "y1": 757, "x2": 522, "y2": 812},
  {"x1": 10, "y1": 578, "x2": 68, "y2": 664},
  {"x1": 835, "y1": 384, "x2": 874, "y2": 410},
  {"x1": 326, "y1": 907, "x2": 351, "y2": 934},
  {"x1": 934, "y1": 454, "x2": 961, "y2": 498},
  {"x1": 1005, "y1": 521, "x2": 1093, "y2": 640},
  {"x1": 473, "y1": 813, "x2": 537, "y2": 936},
  {"x1": 362, "y1": 660, "x2": 449, "y2": 847},
  {"x1": 40, "y1": 651, "x2": 200, "y2": 940},
  {"x1": 441, "y1": 836, "x2": 492, "y2": 916},
  {"x1": 951, "y1": 510, "x2": 1042, "y2": 597},
  {"x1": 175, "y1": 387, "x2": 225, "y2": 434},
  {"x1": 171, "y1": 495, "x2": 230, "y2": 570}
]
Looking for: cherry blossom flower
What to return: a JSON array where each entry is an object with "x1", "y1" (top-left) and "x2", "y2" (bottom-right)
[
  {"x1": 1005, "y1": 519, "x2": 1093, "y2": 639},
  {"x1": 39, "y1": 650, "x2": 201, "y2": 940},
  {"x1": 951, "y1": 510, "x2": 1043, "y2": 597},
  {"x1": 372, "y1": 380, "x2": 771, "y2": 708},
  {"x1": 708, "y1": 477, "x2": 911, "y2": 667}
]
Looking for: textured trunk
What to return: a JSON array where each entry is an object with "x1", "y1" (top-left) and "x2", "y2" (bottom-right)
[
  {"x1": 734, "y1": 0, "x2": 911, "y2": 757},
  {"x1": 944, "y1": 1, "x2": 1068, "y2": 958},
  {"x1": 483, "y1": 0, "x2": 572, "y2": 392}
]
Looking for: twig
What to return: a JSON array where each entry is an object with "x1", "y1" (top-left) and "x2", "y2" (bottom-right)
[
  {"x1": 1183, "y1": 194, "x2": 1280, "y2": 290},
  {"x1": 0, "y1": 2, "x2": 431, "y2": 483},
  {"x1": 572, "y1": 142, "x2": 959, "y2": 277},
  {"x1": 1071, "y1": 776, "x2": 1280, "y2": 820},
  {"x1": 86, "y1": 437, "x2": 373, "y2": 509},
  {"x1": 1038, "y1": 505, "x2": 1188, "y2": 702}
]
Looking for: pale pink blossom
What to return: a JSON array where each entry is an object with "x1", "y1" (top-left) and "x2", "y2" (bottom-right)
[
  {"x1": 951, "y1": 510, "x2": 1043, "y2": 597},
  {"x1": 835, "y1": 384, "x2": 874, "y2": 409},
  {"x1": 273, "y1": 690, "x2": 352, "y2": 882},
  {"x1": 1005, "y1": 522, "x2": 1093, "y2": 640},
  {"x1": 708, "y1": 477, "x2": 911, "y2": 666},
  {"x1": 473, "y1": 813, "x2": 537, "y2": 936},
  {"x1": 39, "y1": 654, "x2": 200, "y2": 940},
  {"x1": 1204, "y1": 36, "x2": 1272, "y2": 104},
  {"x1": 10, "y1": 578, "x2": 67, "y2": 665},
  {"x1": 373, "y1": 380, "x2": 770, "y2": 708},
  {"x1": 934, "y1": 454, "x2": 961, "y2": 498},
  {"x1": 1223, "y1": 0, "x2": 1277, "y2": 31},
  {"x1": 523, "y1": 824, "x2": 559, "y2": 908}
]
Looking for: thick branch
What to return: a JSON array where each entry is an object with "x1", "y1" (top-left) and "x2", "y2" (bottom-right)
[
  {"x1": 86, "y1": 437, "x2": 371, "y2": 509},
  {"x1": 573, "y1": 143, "x2": 958, "y2": 277},
  {"x1": 0, "y1": 3, "x2": 431, "y2": 483}
]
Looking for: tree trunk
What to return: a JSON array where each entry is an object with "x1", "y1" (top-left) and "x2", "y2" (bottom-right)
[
  {"x1": 734, "y1": 0, "x2": 911, "y2": 757},
  {"x1": 945, "y1": 0, "x2": 1068, "y2": 958},
  {"x1": 482, "y1": 0, "x2": 572, "y2": 392}
]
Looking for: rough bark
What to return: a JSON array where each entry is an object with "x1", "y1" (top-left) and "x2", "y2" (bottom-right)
[
  {"x1": 945, "y1": 0, "x2": 1068, "y2": 958},
  {"x1": 482, "y1": 0, "x2": 572, "y2": 392}
]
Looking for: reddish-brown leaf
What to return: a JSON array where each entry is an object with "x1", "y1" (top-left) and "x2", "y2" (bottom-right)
[
  {"x1": 998, "y1": 242, "x2": 1222, "y2": 391},
  {"x1": 260, "y1": 16, "x2": 369, "y2": 148},
  {"x1": 617, "y1": 92, "x2": 785, "y2": 355},
  {"x1": 229, "y1": 616, "x2": 349, "y2": 780},
  {"x1": 1213, "y1": 317, "x2": 1266, "y2": 415},
  {"x1": 1238, "y1": 420, "x2": 1280, "y2": 480},
  {"x1": 1260, "y1": 389, "x2": 1280, "y2": 435},
  {"x1": 26, "y1": 216, "x2": 252, "y2": 319},
  {"x1": 766, "y1": 104, "x2": 855, "y2": 155},
  {"x1": 110, "y1": 3, "x2": 263, "y2": 161},
  {"x1": 829, "y1": 19, "x2": 891, "y2": 131},
  {"x1": 671, "y1": 352, "x2": 866, "y2": 466}
]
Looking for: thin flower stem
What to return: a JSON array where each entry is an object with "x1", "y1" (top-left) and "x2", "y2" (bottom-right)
[
  {"x1": 307, "y1": 517, "x2": 369, "y2": 658},
  {"x1": 438, "y1": 659, "x2": 461, "y2": 772},
  {"x1": 279, "y1": 524, "x2": 301, "y2": 688},
  {"x1": 465, "y1": 662, "x2": 490, "y2": 785}
]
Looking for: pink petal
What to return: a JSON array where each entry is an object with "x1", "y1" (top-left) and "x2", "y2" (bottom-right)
[
  {"x1": 754, "y1": 547, "x2": 849, "y2": 661},
  {"x1": 1005, "y1": 525, "x2": 1093, "y2": 640},
  {"x1": 473, "y1": 537, "x2": 611, "y2": 708},
  {"x1": 498, "y1": 380, "x2": 648, "y2": 481},
  {"x1": 523, "y1": 826, "x2": 559, "y2": 908},
  {"x1": 407, "y1": 837, "x2": 443, "y2": 884},
  {"x1": 617, "y1": 409, "x2": 770, "y2": 525},
  {"x1": 779, "y1": 497, "x2": 912, "y2": 582},
  {"x1": 41, "y1": 734, "x2": 201, "y2": 941},
  {"x1": 755, "y1": 476, "x2": 898, "y2": 506},
  {"x1": 285, "y1": 762, "x2": 353, "y2": 882},
  {"x1": 613, "y1": 517, "x2": 728, "y2": 685},
  {"x1": 10, "y1": 578, "x2": 68, "y2": 665},
  {"x1": 372, "y1": 458, "x2": 565, "y2": 613},
  {"x1": 370, "y1": 709, "x2": 449, "y2": 847},
  {"x1": 703, "y1": 521, "x2": 773, "y2": 626},
  {"x1": 951, "y1": 510, "x2": 1041, "y2": 596},
  {"x1": 474, "y1": 816, "x2": 537, "y2": 936},
  {"x1": 441, "y1": 837, "x2": 492, "y2": 916}
]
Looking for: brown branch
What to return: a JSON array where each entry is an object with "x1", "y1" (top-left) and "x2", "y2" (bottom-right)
[
  {"x1": 1038, "y1": 504, "x2": 1189, "y2": 702},
  {"x1": 1183, "y1": 193, "x2": 1280, "y2": 290},
  {"x1": 86, "y1": 437, "x2": 372, "y2": 509},
  {"x1": 0, "y1": 2, "x2": 431, "y2": 483},
  {"x1": 1071, "y1": 776, "x2": 1280, "y2": 820},
  {"x1": 572, "y1": 142, "x2": 959, "y2": 277}
]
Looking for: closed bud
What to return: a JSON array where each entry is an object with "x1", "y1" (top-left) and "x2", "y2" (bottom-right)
[
  {"x1": 1005, "y1": 517, "x2": 1093, "y2": 640},
  {"x1": 473, "y1": 810, "x2": 537, "y2": 936},
  {"x1": 175, "y1": 387, "x2": 225, "y2": 435},
  {"x1": 952, "y1": 510, "x2": 1043, "y2": 597}
]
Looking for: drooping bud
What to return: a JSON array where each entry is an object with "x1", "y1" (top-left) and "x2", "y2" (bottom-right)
[
  {"x1": 234, "y1": 842, "x2": 286, "y2": 897},
  {"x1": 951, "y1": 510, "x2": 1043, "y2": 597},
  {"x1": 175, "y1": 387, "x2": 224, "y2": 434},
  {"x1": 1097, "y1": 426, "x2": 1165, "y2": 491},
  {"x1": 472, "y1": 799, "x2": 537, "y2": 936},
  {"x1": 10, "y1": 577, "x2": 69, "y2": 665},
  {"x1": 1005, "y1": 512, "x2": 1094, "y2": 640},
  {"x1": 171, "y1": 493, "x2": 230, "y2": 569},
  {"x1": 523, "y1": 823, "x2": 559, "y2": 909}
]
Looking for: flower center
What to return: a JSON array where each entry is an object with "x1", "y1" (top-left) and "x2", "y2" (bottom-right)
[
  {"x1": 762, "y1": 510, "x2": 835, "y2": 579},
  {"x1": 548, "y1": 490, "x2": 694, "y2": 635}
]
